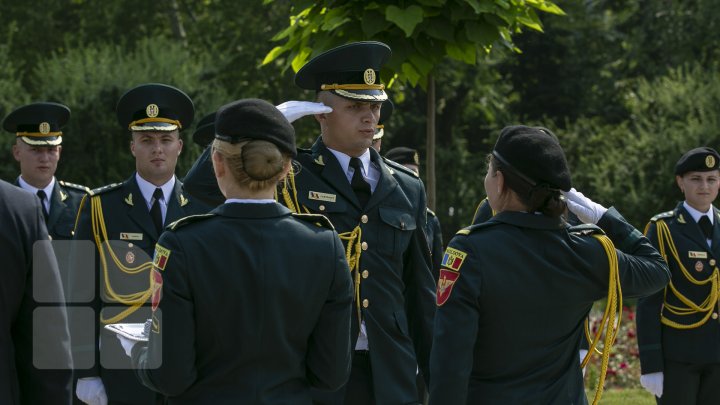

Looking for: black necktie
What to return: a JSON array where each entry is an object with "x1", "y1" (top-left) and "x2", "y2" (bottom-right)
[
  {"x1": 349, "y1": 157, "x2": 371, "y2": 207},
  {"x1": 36, "y1": 190, "x2": 49, "y2": 221},
  {"x1": 150, "y1": 188, "x2": 164, "y2": 233},
  {"x1": 699, "y1": 215, "x2": 713, "y2": 239}
]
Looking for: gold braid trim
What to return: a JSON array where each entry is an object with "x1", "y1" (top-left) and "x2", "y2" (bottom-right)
[
  {"x1": 16, "y1": 131, "x2": 62, "y2": 137},
  {"x1": 654, "y1": 220, "x2": 720, "y2": 329},
  {"x1": 582, "y1": 234, "x2": 622, "y2": 405},
  {"x1": 128, "y1": 117, "x2": 182, "y2": 130},
  {"x1": 90, "y1": 196, "x2": 154, "y2": 324},
  {"x1": 320, "y1": 83, "x2": 385, "y2": 91}
]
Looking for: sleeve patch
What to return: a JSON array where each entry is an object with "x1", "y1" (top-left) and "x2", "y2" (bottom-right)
[
  {"x1": 437, "y1": 269, "x2": 460, "y2": 306},
  {"x1": 441, "y1": 247, "x2": 467, "y2": 271},
  {"x1": 152, "y1": 244, "x2": 171, "y2": 271}
]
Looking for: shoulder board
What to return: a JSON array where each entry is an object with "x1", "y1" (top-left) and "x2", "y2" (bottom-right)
[
  {"x1": 455, "y1": 220, "x2": 500, "y2": 236},
  {"x1": 292, "y1": 212, "x2": 335, "y2": 231},
  {"x1": 59, "y1": 180, "x2": 90, "y2": 193},
  {"x1": 166, "y1": 213, "x2": 216, "y2": 231},
  {"x1": 296, "y1": 147, "x2": 312, "y2": 155},
  {"x1": 382, "y1": 158, "x2": 419, "y2": 178},
  {"x1": 427, "y1": 208, "x2": 436, "y2": 217},
  {"x1": 88, "y1": 182, "x2": 122, "y2": 196},
  {"x1": 650, "y1": 210, "x2": 675, "y2": 222},
  {"x1": 568, "y1": 223, "x2": 605, "y2": 236}
]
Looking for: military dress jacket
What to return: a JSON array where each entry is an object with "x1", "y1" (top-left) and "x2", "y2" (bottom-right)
[
  {"x1": 287, "y1": 138, "x2": 436, "y2": 404},
  {"x1": 0, "y1": 180, "x2": 73, "y2": 405},
  {"x1": 13, "y1": 178, "x2": 89, "y2": 240},
  {"x1": 131, "y1": 202, "x2": 353, "y2": 404},
  {"x1": 637, "y1": 202, "x2": 720, "y2": 374},
  {"x1": 426, "y1": 208, "x2": 443, "y2": 281},
  {"x1": 71, "y1": 174, "x2": 209, "y2": 405},
  {"x1": 429, "y1": 208, "x2": 670, "y2": 405}
]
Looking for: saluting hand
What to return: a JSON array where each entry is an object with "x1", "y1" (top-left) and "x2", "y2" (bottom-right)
[
  {"x1": 275, "y1": 101, "x2": 333, "y2": 123},
  {"x1": 563, "y1": 188, "x2": 608, "y2": 224}
]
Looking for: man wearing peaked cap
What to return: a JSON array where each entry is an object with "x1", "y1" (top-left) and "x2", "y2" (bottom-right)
[
  {"x1": 182, "y1": 111, "x2": 225, "y2": 207},
  {"x1": 191, "y1": 111, "x2": 216, "y2": 148},
  {"x1": 637, "y1": 146, "x2": 720, "y2": 404},
  {"x1": 71, "y1": 83, "x2": 209, "y2": 405},
  {"x1": 277, "y1": 42, "x2": 436, "y2": 405},
  {"x1": 3, "y1": 102, "x2": 89, "y2": 241}
]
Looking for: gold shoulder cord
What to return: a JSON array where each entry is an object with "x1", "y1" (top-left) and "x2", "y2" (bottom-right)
[
  {"x1": 279, "y1": 166, "x2": 365, "y2": 329},
  {"x1": 91, "y1": 196, "x2": 154, "y2": 324},
  {"x1": 654, "y1": 220, "x2": 720, "y2": 329},
  {"x1": 582, "y1": 234, "x2": 622, "y2": 405}
]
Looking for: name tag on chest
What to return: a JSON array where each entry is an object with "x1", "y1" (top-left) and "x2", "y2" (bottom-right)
[
  {"x1": 308, "y1": 191, "x2": 336, "y2": 202},
  {"x1": 689, "y1": 251, "x2": 708, "y2": 259},
  {"x1": 120, "y1": 232, "x2": 144, "y2": 241}
]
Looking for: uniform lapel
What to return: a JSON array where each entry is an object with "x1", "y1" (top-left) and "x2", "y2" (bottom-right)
[
  {"x1": 46, "y1": 182, "x2": 67, "y2": 229},
  {"x1": 677, "y1": 204, "x2": 709, "y2": 250},
  {"x1": 125, "y1": 176, "x2": 159, "y2": 240},
  {"x1": 365, "y1": 151, "x2": 399, "y2": 211},
  {"x1": 312, "y1": 139, "x2": 363, "y2": 209},
  {"x1": 165, "y1": 178, "x2": 187, "y2": 224}
]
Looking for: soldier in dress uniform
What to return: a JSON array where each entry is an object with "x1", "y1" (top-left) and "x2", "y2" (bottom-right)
[
  {"x1": 117, "y1": 98, "x2": 354, "y2": 403},
  {"x1": 370, "y1": 99, "x2": 392, "y2": 152},
  {"x1": 637, "y1": 147, "x2": 720, "y2": 404},
  {"x1": 182, "y1": 111, "x2": 224, "y2": 207},
  {"x1": 3, "y1": 102, "x2": 89, "y2": 240},
  {"x1": 71, "y1": 83, "x2": 209, "y2": 405},
  {"x1": 429, "y1": 125, "x2": 670, "y2": 404},
  {"x1": 278, "y1": 41, "x2": 435, "y2": 405},
  {"x1": 0, "y1": 179, "x2": 73, "y2": 405}
]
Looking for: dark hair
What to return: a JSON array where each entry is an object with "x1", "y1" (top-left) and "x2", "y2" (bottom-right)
[{"x1": 489, "y1": 154, "x2": 566, "y2": 218}]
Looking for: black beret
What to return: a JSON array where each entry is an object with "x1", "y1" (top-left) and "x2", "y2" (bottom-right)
[
  {"x1": 192, "y1": 112, "x2": 216, "y2": 147},
  {"x1": 3, "y1": 102, "x2": 70, "y2": 146},
  {"x1": 214, "y1": 98, "x2": 296, "y2": 157},
  {"x1": 116, "y1": 83, "x2": 194, "y2": 132},
  {"x1": 385, "y1": 147, "x2": 419, "y2": 167},
  {"x1": 675, "y1": 147, "x2": 720, "y2": 175},
  {"x1": 492, "y1": 125, "x2": 571, "y2": 191},
  {"x1": 295, "y1": 41, "x2": 390, "y2": 102}
]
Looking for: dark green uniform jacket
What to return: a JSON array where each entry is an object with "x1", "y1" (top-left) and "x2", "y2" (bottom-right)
[
  {"x1": 0, "y1": 180, "x2": 73, "y2": 405},
  {"x1": 131, "y1": 202, "x2": 354, "y2": 404},
  {"x1": 71, "y1": 174, "x2": 209, "y2": 404},
  {"x1": 13, "y1": 178, "x2": 89, "y2": 240},
  {"x1": 430, "y1": 208, "x2": 670, "y2": 405},
  {"x1": 288, "y1": 138, "x2": 435, "y2": 404},
  {"x1": 637, "y1": 202, "x2": 720, "y2": 373}
]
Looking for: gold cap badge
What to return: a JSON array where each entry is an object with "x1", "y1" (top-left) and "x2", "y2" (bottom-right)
[
  {"x1": 706, "y1": 155, "x2": 715, "y2": 168},
  {"x1": 363, "y1": 68, "x2": 376, "y2": 85},
  {"x1": 146, "y1": 103, "x2": 159, "y2": 118},
  {"x1": 39, "y1": 122, "x2": 50, "y2": 134}
]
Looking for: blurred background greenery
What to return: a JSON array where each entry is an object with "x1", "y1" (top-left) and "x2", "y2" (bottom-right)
[{"x1": 1, "y1": 0, "x2": 719, "y2": 243}]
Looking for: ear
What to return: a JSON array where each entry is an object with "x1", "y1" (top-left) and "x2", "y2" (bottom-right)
[
  {"x1": 211, "y1": 150, "x2": 225, "y2": 179},
  {"x1": 12, "y1": 143, "x2": 20, "y2": 162},
  {"x1": 675, "y1": 175, "x2": 684, "y2": 193},
  {"x1": 177, "y1": 138, "x2": 183, "y2": 155},
  {"x1": 130, "y1": 140, "x2": 136, "y2": 157},
  {"x1": 496, "y1": 170, "x2": 506, "y2": 194}
]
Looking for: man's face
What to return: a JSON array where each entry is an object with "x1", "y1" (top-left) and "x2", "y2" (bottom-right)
[
  {"x1": 131, "y1": 130, "x2": 183, "y2": 185},
  {"x1": 13, "y1": 140, "x2": 61, "y2": 188},
  {"x1": 317, "y1": 92, "x2": 381, "y2": 157}
]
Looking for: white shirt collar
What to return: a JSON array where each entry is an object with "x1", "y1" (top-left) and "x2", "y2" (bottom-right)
[
  {"x1": 18, "y1": 176, "x2": 55, "y2": 198},
  {"x1": 135, "y1": 173, "x2": 175, "y2": 205},
  {"x1": 683, "y1": 201, "x2": 714, "y2": 225},
  {"x1": 326, "y1": 147, "x2": 371, "y2": 182}
]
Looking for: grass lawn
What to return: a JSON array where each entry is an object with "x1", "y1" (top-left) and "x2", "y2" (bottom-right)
[{"x1": 587, "y1": 388, "x2": 655, "y2": 404}]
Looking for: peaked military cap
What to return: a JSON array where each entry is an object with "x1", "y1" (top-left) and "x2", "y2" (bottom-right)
[
  {"x1": 3, "y1": 102, "x2": 70, "y2": 146},
  {"x1": 295, "y1": 41, "x2": 391, "y2": 102},
  {"x1": 674, "y1": 147, "x2": 720, "y2": 175},
  {"x1": 386, "y1": 146, "x2": 419, "y2": 167},
  {"x1": 116, "y1": 83, "x2": 194, "y2": 132},
  {"x1": 215, "y1": 98, "x2": 296, "y2": 157},
  {"x1": 192, "y1": 112, "x2": 216, "y2": 147},
  {"x1": 374, "y1": 99, "x2": 394, "y2": 140},
  {"x1": 492, "y1": 125, "x2": 572, "y2": 191}
]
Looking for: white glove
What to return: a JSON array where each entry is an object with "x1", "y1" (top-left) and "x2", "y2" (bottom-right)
[
  {"x1": 563, "y1": 188, "x2": 608, "y2": 224},
  {"x1": 579, "y1": 349, "x2": 588, "y2": 377},
  {"x1": 76, "y1": 377, "x2": 108, "y2": 405},
  {"x1": 275, "y1": 101, "x2": 332, "y2": 123},
  {"x1": 640, "y1": 372, "x2": 663, "y2": 398},
  {"x1": 117, "y1": 334, "x2": 138, "y2": 357}
]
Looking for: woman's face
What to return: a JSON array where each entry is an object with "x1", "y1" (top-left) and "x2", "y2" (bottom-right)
[{"x1": 677, "y1": 170, "x2": 720, "y2": 211}]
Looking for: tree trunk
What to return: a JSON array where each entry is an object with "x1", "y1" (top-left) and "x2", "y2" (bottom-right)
[
  {"x1": 166, "y1": 0, "x2": 187, "y2": 46},
  {"x1": 426, "y1": 75, "x2": 436, "y2": 211}
]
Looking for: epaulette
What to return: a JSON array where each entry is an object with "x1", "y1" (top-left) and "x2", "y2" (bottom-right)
[
  {"x1": 59, "y1": 180, "x2": 90, "y2": 193},
  {"x1": 427, "y1": 207, "x2": 436, "y2": 218},
  {"x1": 88, "y1": 182, "x2": 122, "y2": 196},
  {"x1": 292, "y1": 212, "x2": 335, "y2": 231},
  {"x1": 382, "y1": 157, "x2": 419, "y2": 178},
  {"x1": 455, "y1": 220, "x2": 500, "y2": 236},
  {"x1": 166, "y1": 213, "x2": 216, "y2": 231},
  {"x1": 296, "y1": 147, "x2": 312, "y2": 155},
  {"x1": 568, "y1": 223, "x2": 605, "y2": 236},
  {"x1": 650, "y1": 210, "x2": 675, "y2": 222}
]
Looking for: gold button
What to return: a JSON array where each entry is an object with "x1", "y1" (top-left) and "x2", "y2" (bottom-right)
[
  {"x1": 361, "y1": 241, "x2": 368, "y2": 251},
  {"x1": 400, "y1": 221, "x2": 405, "y2": 230},
  {"x1": 361, "y1": 215, "x2": 368, "y2": 223},
  {"x1": 362, "y1": 299, "x2": 369, "y2": 308},
  {"x1": 711, "y1": 259, "x2": 717, "y2": 266},
  {"x1": 713, "y1": 313, "x2": 718, "y2": 320},
  {"x1": 361, "y1": 270, "x2": 369, "y2": 279},
  {"x1": 319, "y1": 205, "x2": 325, "y2": 211}
]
